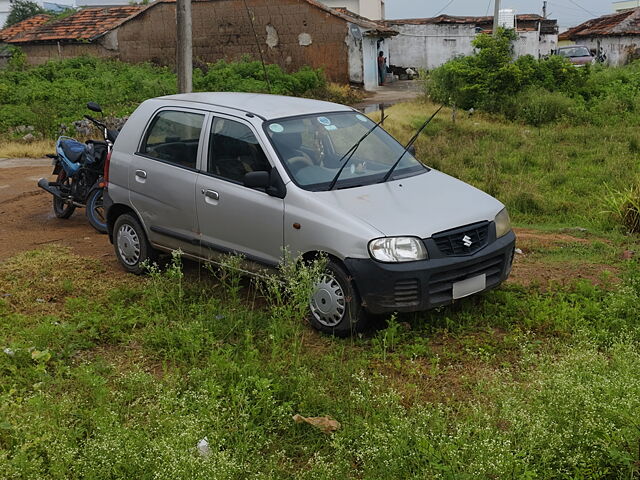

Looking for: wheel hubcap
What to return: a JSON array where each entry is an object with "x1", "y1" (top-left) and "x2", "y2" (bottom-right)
[
  {"x1": 310, "y1": 274, "x2": 346, "y2": 327},
  {"x1": 117, "y1": 224, "x2": 141, "y2": 266}
]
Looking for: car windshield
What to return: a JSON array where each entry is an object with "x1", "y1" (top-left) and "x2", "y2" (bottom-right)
[
  {"x1": 265, "y1": 112, "x2": 426, "y2": 191},
  {"x1": 558, "y1": 46, "x2": 591, "y2": 58}
]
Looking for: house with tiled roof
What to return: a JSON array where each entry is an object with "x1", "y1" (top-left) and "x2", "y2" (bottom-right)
[
  {"x1": 386, "y1": 14, "x2": 558, "y2": 71},
  {"x1": 559, "y1": 8, "x2": 640, "y2": 66},
  {"x1": 0, "y1": 0, "x2": 397, "y2": 90},
  {"x1": 0, "y1": 13, "x2": 51, "y2": 42}
]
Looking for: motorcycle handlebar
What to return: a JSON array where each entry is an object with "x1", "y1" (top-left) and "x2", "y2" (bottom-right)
[{"x1": 84, "y1": 114, "x2": 107, "y2": 130}]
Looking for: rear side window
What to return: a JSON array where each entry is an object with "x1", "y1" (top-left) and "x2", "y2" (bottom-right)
[
  {"x1": 141, "y1": 111, "x2": 205, "y2": 169},
  {"x1": 208, "y1": 118, "x2": 271, "y2": 183}
]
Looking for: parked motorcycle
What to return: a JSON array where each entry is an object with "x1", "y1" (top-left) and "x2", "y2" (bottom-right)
[{"x1": 37, "y1": 102, "x2": 118, "y2": 234}]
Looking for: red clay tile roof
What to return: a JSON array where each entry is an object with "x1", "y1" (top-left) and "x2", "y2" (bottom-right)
[
  {"x1": 8, "y1": 6, "x2": 144, "y2": 43},
  {"x1": 559, "y1": 8, "x2": 640, "y2": 40},
  {"x1": 386, "y1": 14, "x2": 547, "y2": 25},
  {"x1": 0, "y1": 14, "x2": 52, "y2": 42},
  {"x1": 7, "y1": 0, "x2": 396, "y2": 45}
]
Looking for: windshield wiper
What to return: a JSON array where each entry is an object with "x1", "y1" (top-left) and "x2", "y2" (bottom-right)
[
  {"x1": 326, "y1": 115, "x2": 388, "y2": 191},
  {"x1": 379, "y1": 105, "x2": 443, "y2": 184}
]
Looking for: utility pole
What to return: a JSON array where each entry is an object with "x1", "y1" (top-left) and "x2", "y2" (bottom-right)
[
  {"x1": 176, "y1": 0, "x2": 192, "y2": 93},
  {"x1": 542, "y1": 1, "x2": 547, "y2": 19},
  {"x1": 493, "y1": 0, "x2": 501, "y2": 36}
]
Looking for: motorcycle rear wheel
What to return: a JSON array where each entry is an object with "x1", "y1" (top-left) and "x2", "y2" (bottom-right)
[
  {"x1": 53, "y1": 171, "x2": 76, "y2": 219},
  {"x1": 86, "y1": 188, "x2": 107, "y2": 234}
]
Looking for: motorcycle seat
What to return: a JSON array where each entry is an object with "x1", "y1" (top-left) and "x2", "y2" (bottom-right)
[{"x1": 60, "y1": 139, "x2": 87, "y2": 164}]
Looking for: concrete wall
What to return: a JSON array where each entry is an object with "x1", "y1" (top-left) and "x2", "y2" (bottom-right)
[
  {"x1": 574, "y1": 36, "x2": 640, "y2": 66},
  {"x1": 512, "y1": 31, "x2": 557, "y2": 58},
  {"x1": 115, "y1": 0, "x2": 353, "y2": 84},
  {"x1": 388, "y1": 23, "x2": 476, "y2": 70},
  {"x1": 317, "y1": 0, "x2": 384, "y2": 20},
  {"x1": 318, "y1": 0, "x2": 359, "y2": 15},
  {"x1": 613, "y1": 1, "x2": 640, "y2": 11},
  {"x1": 359, "y1": 0, "x2": 384, "y2": 21},
  {"x1": 389, "y1": 23, "x2": 558, "y2": 70}
]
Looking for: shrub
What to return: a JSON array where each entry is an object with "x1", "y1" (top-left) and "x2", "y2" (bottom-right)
[
  {"x1": 604, "y1": 180, "x2": 640, "y2": 233},
  {"x1": 0, "y1": 56, "x2": 355, "y2": 138},
  {"x1": 507, "y1": 87, "x2": 579, "y2": 126}
]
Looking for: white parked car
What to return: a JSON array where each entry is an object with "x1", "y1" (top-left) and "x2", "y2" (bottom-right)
[{"x1": 103, "y1": 93, "x2": 516, "y2": 336}]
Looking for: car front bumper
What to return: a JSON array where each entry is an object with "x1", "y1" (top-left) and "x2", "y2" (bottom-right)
[{"x1": 344, "y1": 230, "x2": 516, "y2": 314}]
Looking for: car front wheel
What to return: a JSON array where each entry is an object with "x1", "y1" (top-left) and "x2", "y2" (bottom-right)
[{"x1": 308, "y1": 260, "x2": 368, "y2": 337}]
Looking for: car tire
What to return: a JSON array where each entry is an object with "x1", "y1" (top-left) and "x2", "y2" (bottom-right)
[
  {"x1": 85, "y1": 189, "x2": 107, "y2": 234},
  {"x1": 308, "y1": 260, "x2": 368, "y2": 337},
  {"x1": 113, "y1": 213, "x2": 156, "y2": 275}
]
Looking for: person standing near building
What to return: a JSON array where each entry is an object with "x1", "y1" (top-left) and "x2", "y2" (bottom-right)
[{"x1": 378, "y1": 51, "x2": 386, "y2": 86}]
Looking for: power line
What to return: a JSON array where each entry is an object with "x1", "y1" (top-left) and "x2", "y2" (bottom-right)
[
  {"x1": 485, "y1": 0, "x2": 492, "y2": 16},
  {"x1": 566, "y1": 0, "x2": 599, "y2": 17},
  {"x1": 433, "y1": 0, "x2": 455, "y2": 17}
]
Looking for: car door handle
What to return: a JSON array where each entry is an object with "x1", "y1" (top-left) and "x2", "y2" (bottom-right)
[
  {"x1": 202, "y1": 189, "x2": 219, "y2": 201},
  {"x1": 135, "y1": 169, "x2": 147, "y2": 179}
]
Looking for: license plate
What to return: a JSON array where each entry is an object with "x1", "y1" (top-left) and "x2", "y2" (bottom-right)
[{"x1": 452, "y1": 274, "x2": 486, "y2": 300}]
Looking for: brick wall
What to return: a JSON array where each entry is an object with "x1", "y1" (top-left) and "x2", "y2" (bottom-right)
[
  {"x1": 116, "y1": 0, "x2": 351, "y2": 83},
  {"x1": 19, "y1": 43, "x2": 116, "y2": 65}
]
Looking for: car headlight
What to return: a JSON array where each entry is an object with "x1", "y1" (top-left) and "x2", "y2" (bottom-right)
[
  {"x1": 495, "y1": 208, "x2": 512, "y2": 238},
  {"x1": 368, "y1": 237, "x2": 428, "y2": 263}
]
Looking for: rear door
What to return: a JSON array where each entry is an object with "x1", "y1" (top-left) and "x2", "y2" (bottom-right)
[
  {"x1": 195, "y1": 114, "x2": 284, "y2": 266},
  {"x1": 130, "y1": 108, "x2": 207, "y2": 255}
]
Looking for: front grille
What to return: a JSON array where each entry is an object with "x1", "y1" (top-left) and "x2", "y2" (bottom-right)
[
  {"x1": 432, "y1": 221, "x2": 490, "y2": 256},
  {"x1": 394, "y1": 279, "x2": 420, "y2": 307},
  {"x1": 427, "y1": 253, "x2": 505, "y2": 304}
]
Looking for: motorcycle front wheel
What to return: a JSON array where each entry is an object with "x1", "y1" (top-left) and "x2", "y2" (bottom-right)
[
  {"x1": 53, "y1": 170, "x2": 76, "y2": 219},
  {"x1": 86, "y1": 188, "x2": 107, "y2": 234}
]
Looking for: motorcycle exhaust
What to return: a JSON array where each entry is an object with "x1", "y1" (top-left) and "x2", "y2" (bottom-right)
[
  {"x1": 37, "y1": 178, "x2": 83, "y2": 207},
  {"x1": 37, "y1": 178, "x2": 63, "y2": 199}
]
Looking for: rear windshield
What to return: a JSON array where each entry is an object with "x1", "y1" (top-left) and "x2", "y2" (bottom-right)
[{"x1": 558, "y1": 46, "x2": 591, "y2": 58}]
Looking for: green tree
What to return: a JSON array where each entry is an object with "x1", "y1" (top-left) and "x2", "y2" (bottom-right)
[{"x1": 4, "y1": 0, "x2": 45, "y2": 28}]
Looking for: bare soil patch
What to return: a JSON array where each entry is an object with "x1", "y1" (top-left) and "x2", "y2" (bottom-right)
[{"x1": 0, "y1": 161, "x2": 116, "y2": 268}]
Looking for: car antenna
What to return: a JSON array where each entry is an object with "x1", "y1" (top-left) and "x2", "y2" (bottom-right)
[
  {"x1": 243, "y1": 0, "x2": 272, "y2": 94},
  {"x1": 380, "y1": 104, "x2": 444, "y2": 183},
  {"x1": 327, "y1": 114, "x2": 388, "y2": 191}
]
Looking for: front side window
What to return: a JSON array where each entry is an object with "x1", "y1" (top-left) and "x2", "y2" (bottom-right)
[
  {"x1": 265, "y1": 112, "x2": 426, "y2": 191},
  {"x1": 208, "y1": 117, "x2": 271, "y2": 183},
  {"x1": 141, "y1": 110, "x2": 205, "y2": 169}
]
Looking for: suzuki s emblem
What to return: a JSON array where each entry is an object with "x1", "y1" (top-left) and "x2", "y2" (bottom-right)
[{"x1": 462, "y1": 235, "x2": 473, "y2": 247}]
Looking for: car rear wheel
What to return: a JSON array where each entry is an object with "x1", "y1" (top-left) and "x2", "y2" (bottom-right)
[
  {"x1": 308, "y1": 260, "x2": 368, "y2": 337},
  {"x1": 113, "y1": 213, "x2": 156, "y2": 274}
]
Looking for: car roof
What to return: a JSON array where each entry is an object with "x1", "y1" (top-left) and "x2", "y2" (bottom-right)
[{"x1": 158, "y1": 92, "x2": 353, "y2": 120}]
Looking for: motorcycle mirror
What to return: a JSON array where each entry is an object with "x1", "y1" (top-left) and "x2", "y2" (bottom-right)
[{"x1": 87, "y1": 102, "x2": 103, "y2": 113}]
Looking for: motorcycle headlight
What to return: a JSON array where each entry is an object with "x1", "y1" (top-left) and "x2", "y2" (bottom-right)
[
  {"x1": 368, "y1": 237, "x2": 428, "y2": 263},
  {"x1": 495, "y1": 208, "x2": 512, "y2": 238}
]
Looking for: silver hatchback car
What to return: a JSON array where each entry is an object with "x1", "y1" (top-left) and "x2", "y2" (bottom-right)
[{"x1": 104, "y1": 93, "x2": 516, "y2": 336}]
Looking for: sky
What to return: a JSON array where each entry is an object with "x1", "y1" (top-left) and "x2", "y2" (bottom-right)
[{"x1": 385, "y1": 0, "x2": 619, "y2": 31}]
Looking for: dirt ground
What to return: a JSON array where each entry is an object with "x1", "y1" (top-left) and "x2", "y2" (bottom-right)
[
  {"x1": 0, "y1": 158, "x2": 118, "y2": 268},
  {"x1": 0, "y1": 157, "x2": 617, "y2": 287}
]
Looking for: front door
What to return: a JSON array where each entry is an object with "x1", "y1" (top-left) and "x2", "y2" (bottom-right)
[
  {"x1": 196, "y1": 115, "x2": 284, "y2": 266},
  {"x1": 129, "y1": 108, "x2": 207, "y2": 255}
]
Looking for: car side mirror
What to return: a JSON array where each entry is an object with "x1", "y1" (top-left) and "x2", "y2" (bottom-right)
[
  {"x1": 244, "y1": 171, "x2": 270, "y2": 189},
  {"x1": 408, "y1": 145, "x2": 416, "y2": 156},
  {"x1": 87, "y1": 101, "x2": 103, "y2": 113}
]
